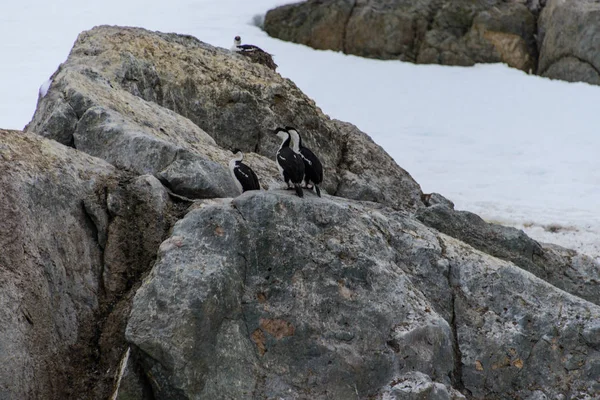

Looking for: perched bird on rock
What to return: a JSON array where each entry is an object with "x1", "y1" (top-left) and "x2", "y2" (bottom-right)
[
  {"x1": 286, "y1": 126, "x2": 323, "y2": 197},
  {"x1": 229, "y1": 149, "x2": 260, "y2": 193},
  {"x1": 274, "y1": 127, "x2": 304, "y2": 197},
  {"x1": 231, "y1": 35, "x2": 278, "y2": 71}
]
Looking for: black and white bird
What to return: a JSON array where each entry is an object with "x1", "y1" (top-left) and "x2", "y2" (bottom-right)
[
  {"x1": 274, "y1": 127, "x2": 305, "y2": 197},
  {"x1": 231, "y1": 35, "x2": 278, "y2": 71},
  {"x1": 229, "y1": 149, "x2": 260, "y2": 193},
  {"x1": 286, "y1": 127, "x2": 323, "y2": 197}
]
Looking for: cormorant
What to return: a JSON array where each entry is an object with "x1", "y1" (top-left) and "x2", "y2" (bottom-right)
[
  {"x1": 229, "y1": 149, "x2": 260, "y2": 193},
  {"x1": 286, "y1": 127, "x2": 323, "y2": 197},
  {"x1": 274, "y1": 127, "x2": 305, "y2": 197},
  {"x1": 231, "y1": 35, "x2": 278, "y2": 71}
]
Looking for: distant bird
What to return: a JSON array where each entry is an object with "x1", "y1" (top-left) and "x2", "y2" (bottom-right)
[
  {"x1": 287, "y1": 127, "x2": 323, "y2": 197},
  {"x1": 231, "y1": 35, "x2": 278, "y2": 71},
  {"x1": 274, "y1": 127, "x2": 305, "y2": 197},
  {"x1": 229, "y1": 149, "x2": 260, "y2": 193}
]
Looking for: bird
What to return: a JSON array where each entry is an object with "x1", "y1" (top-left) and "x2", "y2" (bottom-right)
[
  {"x1": 229, "y1": 149, "x2": 260, "y2": 193},
  {"x1": 286, "y1": 127, "x2": 323, "y2": 197},
  {"x1": 231, "y1": 35, "x2": 278, "y2": 71},
  {"x1": 274, "y1": 127, "x2": 305, "y2": 197}
]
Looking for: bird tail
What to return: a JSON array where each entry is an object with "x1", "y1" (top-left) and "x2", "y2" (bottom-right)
[
  {"x1": 294, "y1": 183, "x2": 304, "y2": 198},
  {"x1": 314, "y1": 185, "x2": 321, "y2": 197}
]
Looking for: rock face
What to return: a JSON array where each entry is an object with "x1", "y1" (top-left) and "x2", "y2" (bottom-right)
[
  {"x1": 538, "y1": 0, "x2": 600, "y2": 85},
  {"x1": 0, "y1": 129, "x2": 178, "y2": 399},
  {"x1": 126, "y1": 191, "x2": 600, "y2": 399},
  {"x1": 4, "y1": 24, "x2": 599, "y2": 400},
  {"x1": 265, "y1": 0, "x2": 537, "y2": 72},
  {"x1": 417, "y1": 203, "x2": 600, "y2": 306},
  {"x1": 264, "y1": 0, "x2": 600, "y2": 85},
  {"x1": 26, "y1": 25, "x2": 423, "y2": 211}
]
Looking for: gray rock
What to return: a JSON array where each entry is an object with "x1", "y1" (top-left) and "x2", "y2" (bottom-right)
[
  {"x1": 126, "y1": 192, "x2": 455, "y2": 399},
  {"x1": 422, "y1": 192, "x2": 455, "y2": 209},
  {"x1": 126, "y1": 191, "x2": 600, "y2": 399},
  {"x1": 333, "y1": 120, "x2": 423, "y2": 209},
  {"x1": 541, "y1": 56, "x2": 600, "y2": 85},
  {"x1": 0, "y1": 129, "x2": 114, "y2": 399},
  {"x1": 0, "y1": 129, "x2": 183, "y2": 400},
  {"x1": 26, "y1": 25, "x2": 423, "y2": 210},
  {"x1": 156, "y1": 154, "x2": 239, "y2": 199},
  {"x1": 112, "y1": 347, "x2": 154, "y2": 400},
  {"x1": 443, "y1": 234, "x2": 600, "y2": 399},
  {"x1": 265, "y1": 0, "x2": 537, "y2": 72},
  {"x1": 416, "y1": 205, "x2": 600, "y2": 306},
  {"x1": 379, "y1": 371, "x2": 465, "y2": 400},
  {"x1": 538, "y1": 0, "x2": 600, "y2": 85}
]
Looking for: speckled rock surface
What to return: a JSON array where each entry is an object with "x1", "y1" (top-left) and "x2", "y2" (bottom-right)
[{"x1": 26, "y1": 25, "x2": 423, "y2": 210}]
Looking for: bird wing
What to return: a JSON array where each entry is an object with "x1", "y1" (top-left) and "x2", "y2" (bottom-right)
[
  {"x1": 237, "y1": 44, "x2": 263, "y2": 52},
  {"x1": 249, "y1": 166, "x2": 260, "y2": 189},
  {"x1": 236, "y1": 162, "x2": 260, "y2": 190},
  {"x1": 301, "y1": 147, "x2": 323, "y2": 181}
]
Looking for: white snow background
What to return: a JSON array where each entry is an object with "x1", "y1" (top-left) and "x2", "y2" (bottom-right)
[{"x1": 1, "y1": 0, "x2": 599, "y2": 259}]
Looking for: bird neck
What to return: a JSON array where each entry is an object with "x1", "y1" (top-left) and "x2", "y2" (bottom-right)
[
  {"x1": 288, "y1": 130, "x2": 301, "y2": 152},
  {"x1": 279, "y1": 135, "x2": 291, "y2": 150},
  {"x1": 233, "y1": 151, "x2": 244, "y2": 162}
]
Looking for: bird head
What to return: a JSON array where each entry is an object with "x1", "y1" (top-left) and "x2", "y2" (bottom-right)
[
  {"x1": 274, "y1": 127, "x2": 289, "y2": 141},
  {"x1": 231, "y1": 148, "x2": 244, "y2": 161},
  {"x1": 233, "y1": 36, "x2": 241, "y2": 46}
]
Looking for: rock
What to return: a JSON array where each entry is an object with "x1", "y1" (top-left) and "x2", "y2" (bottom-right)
[
  {"x1": 416, "y1": 205, "x2": 600, "y2": 306},
  {"x1": 538, "y1": 0, "x2": 600, "y2": 85},
  {"x1": 26, "y1": 25, "x2": 423, "y2": 210},
  {"x1": 379, "y1": 371, "x2": 466, "y2": 400},
  {"x1": 0, "y1": 129, "x2": 182, "y2": 399},
  {"x1": 264, "y1": 0, "x2": 355, "y2": 52},
  {"x1": 126, "y1": 191, "x2": 600, "y2": 399},
  {"x1": 443, "y1": 234, "x2": 600, "y2": 398},
  {"x1": 126, "y1": 192, "x2": 455, "y2": 399},
  {"x1": 421, "y1": 192, "x2": 455, "y2": 209},
  {"x1": 0, "y1": 129, "x2": 112, "y2": 399},
  {"x1": 265, "y1": 0, "x2": 537, "y2": 72},
  {"x1": 12, "y1": 24, "x2": 600, "y2": 400},
  {"x1": 333, "y1": 120, "x2": 423, "y2": 209},
  {"x1": 111, "y1": 347, "x2": 154, "y2": 400}
]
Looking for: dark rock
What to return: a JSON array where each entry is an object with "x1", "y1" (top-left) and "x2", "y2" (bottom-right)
[
  {"x1": 265, "y1": 0, "x2": 537, "y2": 72},
  {"x1": 416, "y1": 205, "x2": 600, "y2": 306},
  {"x1": 538, "y1": 0, "x2": 600, "y2": 85},
  {"x1": 422, "y1": 192, "x2": 455, "y2": 209}
]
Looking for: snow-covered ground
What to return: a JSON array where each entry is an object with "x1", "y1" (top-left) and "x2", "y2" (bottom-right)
[{"x1": 1, "y1": 0, "x2": 599, "y2": 259}]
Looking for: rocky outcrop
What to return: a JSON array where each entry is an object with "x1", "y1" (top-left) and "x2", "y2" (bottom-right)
[
  {"x1": 4, "y1": 24, "x2": 599, "y2": 400},
  {"x1": 125, "y1": 190, "x2": 600, "y2": 399},
  {"x1": 417, "y1": 203, "x2": 600, "y2": 306},
  {"x1": 0, "y1": 129, "x2": 180, "y2": 399},
  {"x1": 26, "y1": 25, "x2": 423, "y2": 211},
  {"x1": 264, "y1": 0, "x2": 600, "y2": 85},
  {"x1": 538, "y1": 0, "x2": 600, "y2": 85},
  {"x1": 265, "y1": 0, "x2": 537, "y2": 72}
]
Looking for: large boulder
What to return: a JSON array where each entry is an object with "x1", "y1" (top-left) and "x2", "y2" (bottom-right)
[
  {"x1": 0, "y1": 129, "x2": 177, "y2": 399},
  {"x1": 416, "y1": 204, "x2": 600, "y2": 306},
  {"x1": 265, "y1": 0, "x2": 537, "y2": 72},
  {"x1": 26, "y1": 25, "x2": 423, "y2": 210},
  {"x1": 125, "y1": 190, "x2": 600, "y2": 399},
  {"x1": 538, "y1": 0, "x2": 600, "y2": 85}
]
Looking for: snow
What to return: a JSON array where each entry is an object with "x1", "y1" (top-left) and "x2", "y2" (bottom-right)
[
  {"x1": 38, "y1": 78, "x2": 52, "y2": 98},
  {"x1": 1, "y1": 0, "x2": 598, "y2": 260}
]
